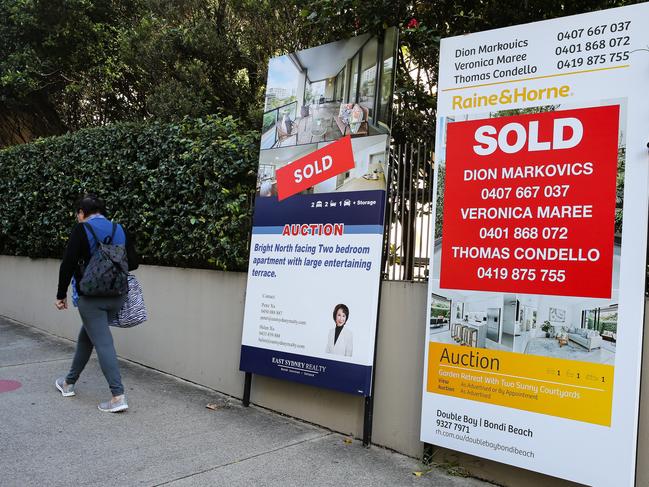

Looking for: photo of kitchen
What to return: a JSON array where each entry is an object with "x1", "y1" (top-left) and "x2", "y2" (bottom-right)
[
  {"x1": 429, "y1": 289, "x2": 504, "y2": 351},
  {"x1": 314, "y1": 134, "x2": 388, "y2": 193},
  {"x1": 256, "y1": 143, "x2": 318, "y2": 197}
]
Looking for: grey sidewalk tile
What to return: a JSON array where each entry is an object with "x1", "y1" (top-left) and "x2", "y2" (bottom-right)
[
  {"x1": 0, "y1": 318, "x2": 73, "y2": 366},
  {"x1": 163, "y1": 433, "x2": 490, "y2": 487},
  {"x1": 1, "y1": 359, "x2": 324, "y2": 487}
]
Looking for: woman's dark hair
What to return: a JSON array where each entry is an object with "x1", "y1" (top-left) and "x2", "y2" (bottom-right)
[
  {"x1": 332, "y1": 303, "x2": 349, "y2": 322},
  {"x1": 75, "y1": 194, "x2": 106, "y2": 216}
]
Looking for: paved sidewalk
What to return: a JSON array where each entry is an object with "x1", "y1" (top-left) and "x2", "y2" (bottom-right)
[{"x1": 0, "y1": 317, "x2": 492, "y2": 487}]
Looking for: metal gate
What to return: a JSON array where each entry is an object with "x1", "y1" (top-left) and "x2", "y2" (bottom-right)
[{"x1": 383, "y1": 141, "x2": 434, "y2": 281}]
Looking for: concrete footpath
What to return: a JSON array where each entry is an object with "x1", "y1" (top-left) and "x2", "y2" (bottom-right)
[{"x1": 0, "y1": 317, "x2": 493, "y2": 487}]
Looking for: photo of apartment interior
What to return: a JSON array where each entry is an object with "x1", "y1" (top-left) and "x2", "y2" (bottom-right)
[
  {"x1": 256, "y1": 135, "x2": 389, "y2": 197},
  {"x1": 429, "y1": 289, "x2": 617, "y2": 365},
  {"x1": 261, "y1": 27, "x2": 397, "y2": 150},
  {"x1": 512, "y1": 294, "x2": 617, "y2": 364},
  {"x1": 429, "y1": 291, "x2": 500, "y2": 350},
  {"x1": 314, "y1": 135, "x2": 388, "y2": 192}
]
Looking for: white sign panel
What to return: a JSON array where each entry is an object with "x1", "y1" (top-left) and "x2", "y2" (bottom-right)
[
  {"x1": 421, "y1": 4, "x2": 649, "y2": 486},
  {"x1": 240, "y1": 29, "x2": 398, "y2": 395}
]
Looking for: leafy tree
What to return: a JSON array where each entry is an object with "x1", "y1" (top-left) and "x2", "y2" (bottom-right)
[
  {"x1": 119, "y1": 1, "x2": 251, "y2": 122},
  {"x1": 0, "y1": 0, "x2": 145, "y2": 144},
  {"x1": 0, "y1": 0, "x2": 282, "y2": 145},
  {"x1": 3, "y1": 0, "x2": 638, "y2": 148}
]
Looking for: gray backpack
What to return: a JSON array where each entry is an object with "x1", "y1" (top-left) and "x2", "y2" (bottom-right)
[{"x1": 78, "y1": 222, "x2": 129, "y2": 297}]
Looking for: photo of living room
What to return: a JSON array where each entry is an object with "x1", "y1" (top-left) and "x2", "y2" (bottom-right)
[
  {"x1": 428, "y1": 240, "x2": 620, "y2": 365},
  {"x1": 511, "y1": 293, "x2": 617, "y2": 364},
  {"x1": 260, "y1": 27, "x2": 397, "y2": 150}
]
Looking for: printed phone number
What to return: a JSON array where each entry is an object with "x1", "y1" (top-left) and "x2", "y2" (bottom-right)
[
  {"x1": 481, "y1": 185, "x2": 568, "y2": 200},
  {"x1": 554, "y1": 20, "x2": 631, "y2": 70},
  {"x1": 480, "y1": 227, "x2": 568, "y2": 240},
  {"x1": 477, "y1": 267, "x2": 565, "y2": 282},
  {"x1": 555, "y1": 36, "x2": 630, "y2": 54},
  {"x1": 556, "y1": 51, "x2": 629, "y2": 70},
  {"x1": 261, "y1": 309, "x2": 282, "y2": 315},
  {"x1": 556, "y1": 21, "x2": 631, "y2": 41},
  {"x1": 436, "y1": 419, "x2": 470, "y2": 434}
]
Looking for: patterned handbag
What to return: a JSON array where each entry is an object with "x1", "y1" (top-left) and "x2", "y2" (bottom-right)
[{"x1": 110, "y1": 274, "x2": 148, "y2": 328}]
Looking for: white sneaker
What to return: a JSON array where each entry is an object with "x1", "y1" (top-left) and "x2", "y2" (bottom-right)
[
  {"x1": 55, "y1": 378, "x2": 75, "y2": 397},
  {"x1": 98, "y1": 396, "x2": 128, "y2": 413}
]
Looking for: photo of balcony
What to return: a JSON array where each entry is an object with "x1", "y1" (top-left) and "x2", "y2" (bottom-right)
[{"x1": 260, "y1": 27, "x2": 397, "y2": 150}]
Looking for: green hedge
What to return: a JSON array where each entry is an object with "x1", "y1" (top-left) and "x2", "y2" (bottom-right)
[{"x1": 0, "y1": 116, "x2": 259, "y2": 271}]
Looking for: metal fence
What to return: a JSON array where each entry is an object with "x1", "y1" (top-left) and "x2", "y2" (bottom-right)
[{"x1": 382, "y1": 141, "x2": 435, "y2": 282}]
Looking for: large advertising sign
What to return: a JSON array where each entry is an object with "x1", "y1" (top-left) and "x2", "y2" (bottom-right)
[
  {"x1": 240, "y1": 29, "x2": 397, "y2": 395},
  {"x1": 421, "y1": 5, "x2": 649, "y2": 486}
]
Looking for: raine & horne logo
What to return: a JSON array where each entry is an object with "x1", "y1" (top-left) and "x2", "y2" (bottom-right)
[{"x1": 452, "y1": 85, "x2": 572, "y2": 110}]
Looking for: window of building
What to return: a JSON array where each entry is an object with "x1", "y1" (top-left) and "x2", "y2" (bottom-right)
[
  {"x1": 348, "y1": 53, "x2": 359, "y2": 103},
  {"x1": 377, "y1": 27, "x2": 397, "y2": 128},
  {"x1": 358, "y1": 38, "x2": 378, "y2": 119},
  {"x1": 335, "y1": 68, "x2": 345, "y2": 101}
]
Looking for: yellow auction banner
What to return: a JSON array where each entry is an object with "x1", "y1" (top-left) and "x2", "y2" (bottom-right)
[
  {"x1": 427, "y1": 342, "x2": 613, "y2": 426},
  {"x1": 420, "y1": 4, "x2": 649, "y2": 486}
]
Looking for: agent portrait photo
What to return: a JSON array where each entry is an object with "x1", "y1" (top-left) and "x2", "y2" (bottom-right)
[{"x1": 326, "y1": 303, "x2": 353, "y2": 357}]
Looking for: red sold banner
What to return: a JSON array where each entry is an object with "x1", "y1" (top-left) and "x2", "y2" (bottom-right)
[
  {"x1": 276, "y1": 135, "x2": 355, "y2": 201},
  {"x1": 440, "y1": 105, "x2": 619, "y2": 298}
]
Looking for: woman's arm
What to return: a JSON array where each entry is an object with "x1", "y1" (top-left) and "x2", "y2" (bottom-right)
[
  {"x1": 56, "y1": 224, "x2": 85, "y2": 299},
  {"x1": 125, "y1": 229, "x2": 139, "y2": 271}
]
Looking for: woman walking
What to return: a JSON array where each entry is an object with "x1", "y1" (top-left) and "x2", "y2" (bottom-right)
[{"x1": 54, "y1": 194, "x2": 138, "y2": 412}]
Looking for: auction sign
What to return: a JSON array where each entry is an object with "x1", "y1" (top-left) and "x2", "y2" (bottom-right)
[
  {"x1": 422, "y1": 4, "x2": 649, "y2": 486},
  {"x1": 240, "y1": 29, "x2": 397, "y2": 395}
]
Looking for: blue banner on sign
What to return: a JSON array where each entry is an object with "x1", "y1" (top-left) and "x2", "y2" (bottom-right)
[
  {"x1": 253, "y1": 190, "x2": 386, "y2": 227},
  {"x1": 240, "y1": 345, "x2": 372, "y2": 396}
]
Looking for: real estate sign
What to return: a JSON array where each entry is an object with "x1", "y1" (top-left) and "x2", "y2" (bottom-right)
[
  {"x1": 240, "y1": 29, "x2": 397, "y2": 395},
  {"x1": 421, "y1": 5, "x2": 649, "y2": 485}
]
